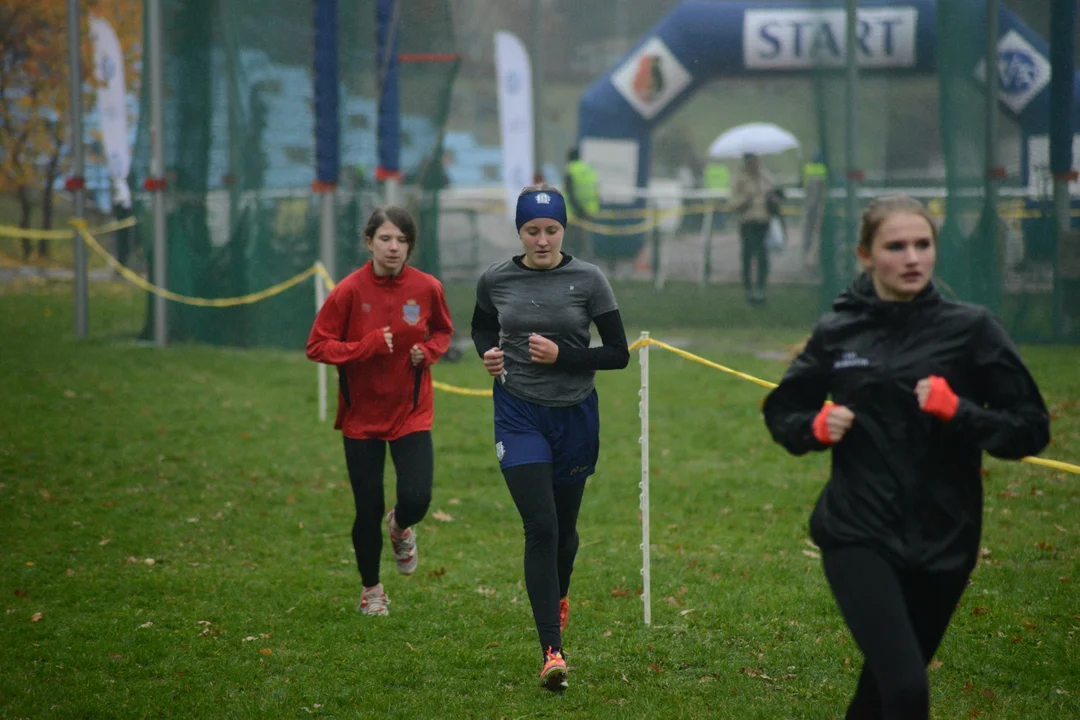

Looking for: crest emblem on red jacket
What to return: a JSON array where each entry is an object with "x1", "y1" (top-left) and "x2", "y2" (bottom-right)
[{"x1": 403, "y1": 299, "x2": 421, "y2": 325}]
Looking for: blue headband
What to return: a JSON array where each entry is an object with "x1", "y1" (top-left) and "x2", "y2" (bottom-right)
[{"x1": 515, "y1": 191, "x2": 568, "y2": 232}]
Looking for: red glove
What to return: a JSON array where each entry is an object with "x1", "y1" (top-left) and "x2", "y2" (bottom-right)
[
  {"x1": 922, "y1": 375, "x2": 959, "y2": 422},
  {"x1": 812, "y1": 405, "x2": 835, "y2": 445}
]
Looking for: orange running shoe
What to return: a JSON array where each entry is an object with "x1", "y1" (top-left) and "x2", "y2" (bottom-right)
[{"x1": 539, "y1": 646, "x2": 568, "y2": 691}]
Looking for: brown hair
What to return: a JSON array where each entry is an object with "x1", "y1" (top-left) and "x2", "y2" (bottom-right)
[
  {"x1": 857, "y1": 194, "x2": 938, "y2": 253},
  {"x1": 518, "y1": 183, "x2": 562, "y2": 198},
  {"x1": 364, "y1": 206, "x2": 417, "y2": 259}
]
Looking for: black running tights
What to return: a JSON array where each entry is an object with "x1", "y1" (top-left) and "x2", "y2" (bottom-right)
[
  {"x1": 502, "y1": 463, "x2": 586, "y2": 655},
  {"x1": 343, "y1": 432, "x2": 433, "y2": 588},
  {"x1": 822, "y1": 546, "x2": 971, "y2": 720}
]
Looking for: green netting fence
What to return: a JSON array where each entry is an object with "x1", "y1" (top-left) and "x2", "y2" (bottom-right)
[
  {"x1": 130, "y1": 0, "x2": 458, "y2": 349},
  {"x1": 808, "y1": 0, "x2": 1079, "y2": 342}
]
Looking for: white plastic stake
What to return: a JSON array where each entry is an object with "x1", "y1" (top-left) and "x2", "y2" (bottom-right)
[{"x1": 638, "y1": 331, "x2": 651, "y2": 626}]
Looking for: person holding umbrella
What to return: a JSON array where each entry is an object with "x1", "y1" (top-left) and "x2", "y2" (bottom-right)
[{"x1": 731, "y1": 152, "x2": 778, "y2": 306}]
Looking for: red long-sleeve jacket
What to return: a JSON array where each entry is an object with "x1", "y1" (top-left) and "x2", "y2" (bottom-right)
[{"x1": 306, "y1": 262, "x2": 454, "y2": 440}]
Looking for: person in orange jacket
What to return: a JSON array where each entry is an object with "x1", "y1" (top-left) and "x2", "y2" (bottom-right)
[{"x1": 306, "y1": 206, "x2": 454, "y2": 616}]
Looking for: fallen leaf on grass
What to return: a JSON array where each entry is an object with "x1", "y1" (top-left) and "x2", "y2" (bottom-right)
[
  {"x1": 65, "y1": 569, "x2": 75, "y2": 577},
  {"x1": 99, "y1": 538, "x2": 111, "y2": 547},
  {"x1": 665, "y1": 597, "x2": 681, "y2": 607},
  {"x1": 679, "y1": 608, "x2": 696, "y2": 616},
  {"x1": 14, "y1": 590, "x2": 27, "y2": 598},
  {"x1": 649, "y1": 664, "x2": 664, "y2": 673},
  {"x1": 485, "y1": 641, "x2": 500, "y2": 648},
  {"x1": 802, "y1": 549, "x2": 821, "y2": 559},
  {"x1": 1055, "y1": 524, "x2": 1069, "y2": 534},
  {"x1": 432, "y1": 509, "x2": 454, "y2": 522},
  {"x1": 610, "y1": 585, "x2": 631, "y2": 598},
  {"x1": 602, "y1": 630, "x2": 612, "y2": 638},
  {"x1": 476, "y1": 586, "x2": 496, "y2": 597},
  {"x1": 448, "y1": 498, "x2": 461, "y2": 505},
  {"x1": 971, "y1": 607, "x2": 989, "y2": 616},
  {"x1": 427, "y1": 567, "x2": 446, "y2": 578},
  {"x1": 260, "y1": 648, "x2": 272, "y2": 656},
  {"x1": 929, "y1": 660, "x2": 944, "y2": 670},
  {"x1": 30, "y1": 612, "x2": 43, "y2": 623},
  {"x1": 243, "y1": 636, "x2": 256, "y2": 642},
  {"x1": 25, "y1": 561, "x2": 34, "y2": 566},
  {"x1": 138, "y1": 621, "x2": 153, "y2": 629}
]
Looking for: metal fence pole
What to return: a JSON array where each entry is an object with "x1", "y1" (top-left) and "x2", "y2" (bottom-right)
[{"x1": 67, "y1": 0, "x2": 89, "y2": 337}]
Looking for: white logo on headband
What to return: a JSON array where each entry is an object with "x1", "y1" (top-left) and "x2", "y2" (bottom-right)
[{"x1": 534, "y1": 193, "x2": 551, "y2": 205}]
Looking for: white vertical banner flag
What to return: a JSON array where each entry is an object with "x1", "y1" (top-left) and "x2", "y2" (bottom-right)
[
  {"x1": 494, "y1": 31, "x2": 534, "y2": 220},
  {"x1": 90, "y1": 16, "x2": 132, "y2": 209}
]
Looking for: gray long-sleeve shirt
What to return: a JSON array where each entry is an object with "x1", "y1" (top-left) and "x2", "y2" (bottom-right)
[{"x1": 474, "y1": 256, "x2": 619, "y2": 406}]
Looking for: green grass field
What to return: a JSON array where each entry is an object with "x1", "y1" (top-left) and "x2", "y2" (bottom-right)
[{"x1": 2, "y1": 280, "x2": 1079, "y2": 719}]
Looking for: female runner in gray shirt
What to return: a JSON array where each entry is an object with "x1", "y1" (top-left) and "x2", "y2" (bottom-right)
[{"x1": 471, "y1": 184, "x2": 629, "y2": 691}]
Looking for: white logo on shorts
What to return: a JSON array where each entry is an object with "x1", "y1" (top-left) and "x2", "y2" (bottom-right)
[{"x1": 495, "y1": 441, "x2": 505, "y2": 460}]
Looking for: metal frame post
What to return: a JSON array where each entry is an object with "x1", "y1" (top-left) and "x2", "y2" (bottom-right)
[
  {"x1": 148, "y1": 0, "x2": 168, "y2": 347},
  {"x1": 67, "y1": 0, "x2": 89, "y2": 337},
  {"x1": 844, "y1": 0, "x2": 860, "y2": 271}
]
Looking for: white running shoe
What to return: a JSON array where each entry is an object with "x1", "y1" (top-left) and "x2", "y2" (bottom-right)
[
  {"x1": 387, "y1": 509, "x2": 418, "y2": 575},
  {"x1": 358, "y1": 583, "x2": 390, "y2": 616}
]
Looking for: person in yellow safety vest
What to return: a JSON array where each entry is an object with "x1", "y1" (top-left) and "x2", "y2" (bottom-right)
[
  {"x1": 563, "y1": 147, "x2": 600, "y2": 257},
  {"x1": 703, "y1": 160, "x2": 731, "y2": 231},
  {"x1": 802, "y1": 151, "x2": 829, "y2": 268}
]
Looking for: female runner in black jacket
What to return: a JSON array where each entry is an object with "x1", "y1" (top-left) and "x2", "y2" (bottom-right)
[{"x1": 763, "y1": 194, "x2": 1050, "y2": 720}]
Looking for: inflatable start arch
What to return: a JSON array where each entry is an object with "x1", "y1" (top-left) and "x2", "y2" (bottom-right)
[{"x1": 576, "y1": 0, "x2": 1080, "y2": 202}]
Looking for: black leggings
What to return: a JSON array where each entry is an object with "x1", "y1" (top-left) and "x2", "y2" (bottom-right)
[
  {"x1": 502, "y1": 463, "x2": 586, "y2": 655},
  {"x1": 822, "y1": 547, "x2": 971, "y2": 720},
  {"x1": 343, "y1": 431, "x2": 433, "y2": 588},
  {"x1": 740, "y1": 220, "x2": 770, "y2": 293}
]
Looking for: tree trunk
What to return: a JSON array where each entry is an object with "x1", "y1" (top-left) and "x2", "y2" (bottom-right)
[
  {"x1": 17, "y1": 185, "x2": 35, "y2": 261},
  {"x1": 40, "y1": 145, "x2": 62, "y2": 259}
]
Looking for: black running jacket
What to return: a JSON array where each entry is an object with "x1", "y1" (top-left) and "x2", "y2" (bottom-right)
[{"x1": 763, "y1": 274, "x2": 1050, "y2": 573}]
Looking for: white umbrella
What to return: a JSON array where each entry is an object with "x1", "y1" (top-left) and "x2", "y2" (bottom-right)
[{"x1": 707, "y1": 122, "x2": 801, "y2": 159}]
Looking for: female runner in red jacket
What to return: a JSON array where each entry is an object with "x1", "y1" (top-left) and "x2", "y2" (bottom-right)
[{"x1": 307, "y1": 206, "x2": 454, "y2": 616}]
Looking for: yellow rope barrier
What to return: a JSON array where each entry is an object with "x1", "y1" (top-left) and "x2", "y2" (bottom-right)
[
  {"x1": 41, "y1": 219, "x2": 1080, "y2": 477},
  {"x1": 0, "y1": 216, "x2": 136, "y2": 241},
  {"x1": 627, "y1": 337, "x2": 1078, "y2": 476},
  {"x1": 73, "y1": 219, "x2": 319, "y2": 307},
  {"x1": 629, "y1": 337, "x2": 779, "y2": 390}
]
